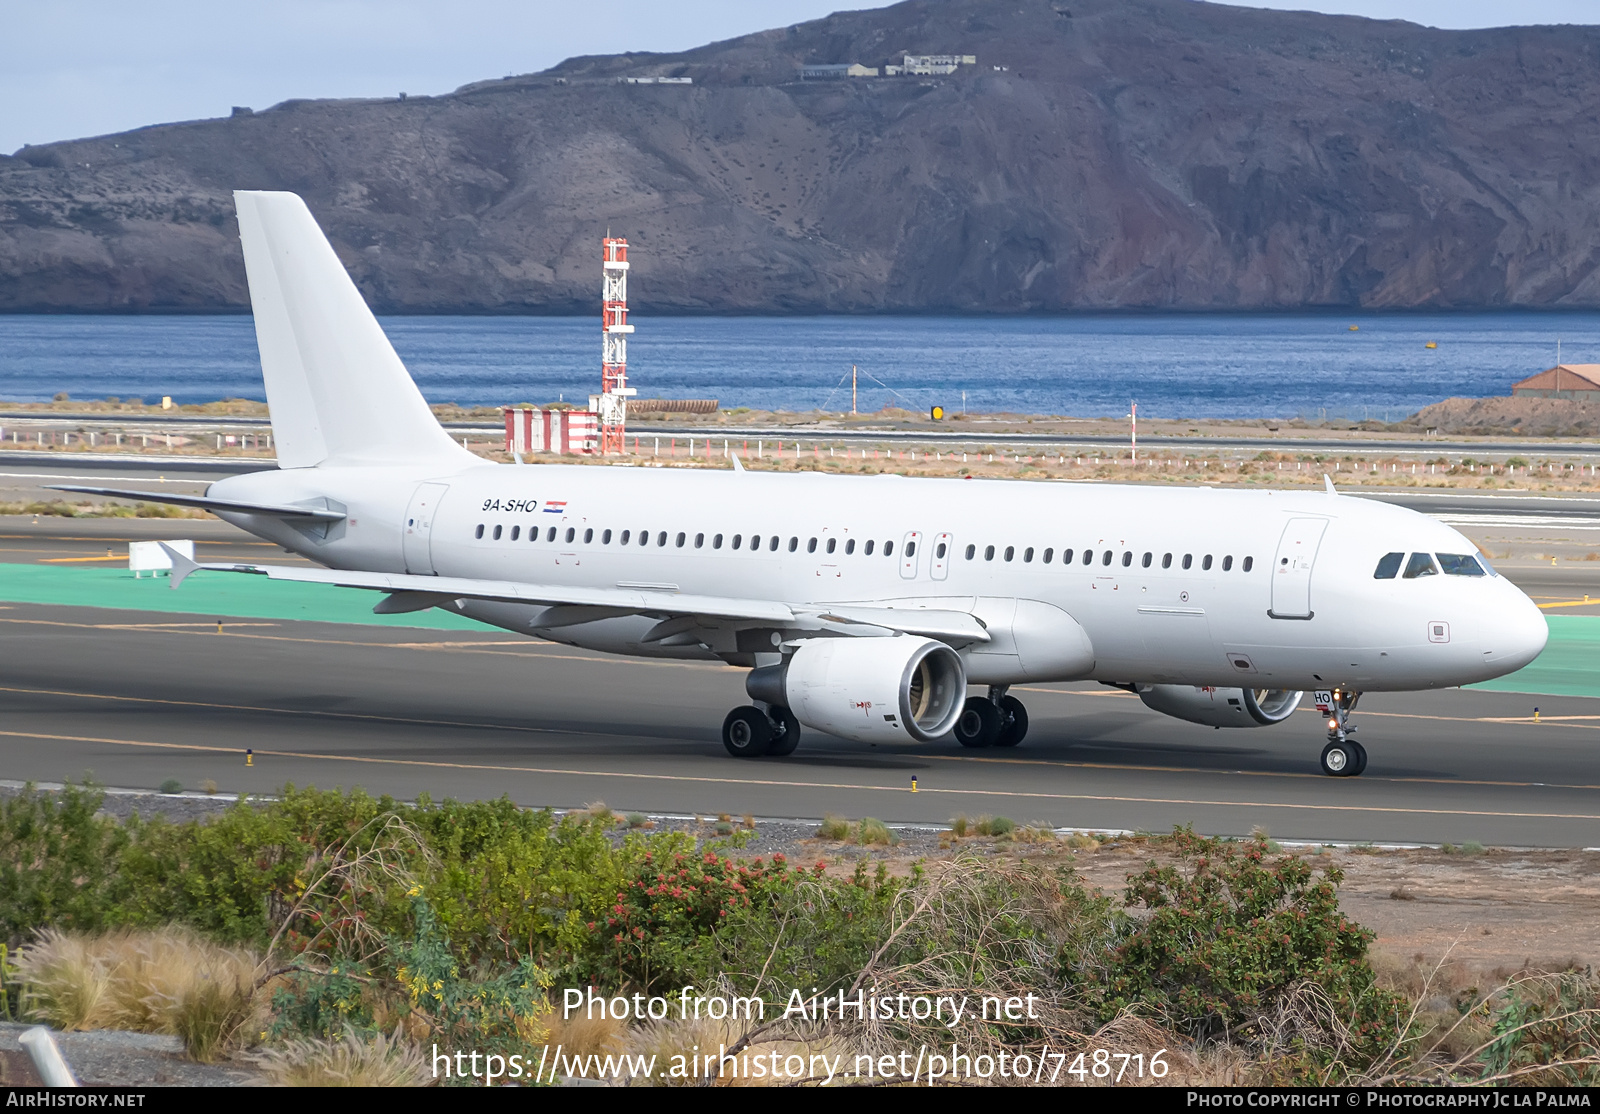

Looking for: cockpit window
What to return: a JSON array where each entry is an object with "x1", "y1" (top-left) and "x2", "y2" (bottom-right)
[
  {"x1": 1402, "y1": 552, "x2": 1439, "y2": 579},
  {"x1": 1437, "y1": 553, "x2": 1487, "y2": 577},
  {"x1": 1373, "y1": 552, "x2": 1404, "y2": 579}
]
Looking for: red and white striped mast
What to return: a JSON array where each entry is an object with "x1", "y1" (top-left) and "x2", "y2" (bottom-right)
[{"x1": 598, "y1": 236, "x2": 635, "y2": 454}]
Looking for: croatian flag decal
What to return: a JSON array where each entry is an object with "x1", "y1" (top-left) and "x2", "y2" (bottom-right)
[{"x1": 543, "y1": 500, "x2": 567, "y2": 514}]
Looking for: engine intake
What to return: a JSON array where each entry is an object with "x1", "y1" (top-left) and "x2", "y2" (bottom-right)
[
  {"x1": 1137, "y1": 685, "x2": 1304, "y2": 728},
  {"x1": 748, "y1": 636, "x2": 966, "y2": 744}
]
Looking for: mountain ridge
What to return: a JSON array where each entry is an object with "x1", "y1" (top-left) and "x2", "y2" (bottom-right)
[{"x1": 4, "y1": 0, "x2": 1600, "y2": 314}]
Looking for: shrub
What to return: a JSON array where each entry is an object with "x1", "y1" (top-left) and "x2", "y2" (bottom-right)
[
  {"x1": 1104, "y1": 828, "x2": 1405, "y2": 1073},
  {"x1": 856, "y1": 818, "x2": 896, "y2": 846},
  {"x1": 816, "y1": 816, "x2": 850, "y2": 840},
  {"x1": 158, "y1": 779, "x2": 183, "y2": 795},
  {"x1": 949, "y1": 815, "x2": 971, "y2": 838},
  {"x1": 0, "y1": 781, "x2": 128, "y2": 944},
  {"x1": 977, "y1": 816, "x2": 1016, "y2": 837}
]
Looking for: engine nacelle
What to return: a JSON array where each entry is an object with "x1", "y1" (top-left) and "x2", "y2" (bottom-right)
[
  {"x1": 1137, "y1": 685, "x2": 1304, "y2": 728},
  {"x1": 748, "y1": 636, "x2": 966, "y2": 744}
]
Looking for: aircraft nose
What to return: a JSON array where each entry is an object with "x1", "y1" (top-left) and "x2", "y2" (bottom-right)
[{"x1": 1489, "y1": 588, "x2": 1549, "y2": 673}]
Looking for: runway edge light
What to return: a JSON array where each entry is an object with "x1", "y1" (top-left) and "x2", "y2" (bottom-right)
[{"x1": 245, "y1": 749, "x2": 253, "y2": 767}]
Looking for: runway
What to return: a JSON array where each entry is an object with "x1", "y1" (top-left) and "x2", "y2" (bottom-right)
[{"x1": 1, "y1": 599, "x2": 1598, "y2": 848}]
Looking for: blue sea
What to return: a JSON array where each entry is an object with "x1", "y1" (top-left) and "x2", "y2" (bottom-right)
[{"x1": 1, "y1": 313, "x2": 1597, "y2": 420}]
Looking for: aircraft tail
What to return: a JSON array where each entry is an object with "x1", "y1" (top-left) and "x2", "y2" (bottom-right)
[{"x1": 233, "y1": 190, "x2": 475, "y2": 469}]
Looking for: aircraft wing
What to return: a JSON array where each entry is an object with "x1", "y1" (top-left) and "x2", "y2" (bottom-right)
[
  {"x1": 160, "y1": 546, "x2": 991, "y2": 642},
  {"x1": 162, "y1": 546, "x2": 794, "y2": 623},
  {"x1": 48, "y1": 486, "x2": 346, "y2": 522}
]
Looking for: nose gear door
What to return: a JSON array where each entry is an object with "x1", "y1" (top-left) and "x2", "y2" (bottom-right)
[
  {"x1": 1269, "y1": 517, "x2": 1328, "y2": 619},
  {"x1": 403, "y1": 482, "x2": 450, "y2": 575}
]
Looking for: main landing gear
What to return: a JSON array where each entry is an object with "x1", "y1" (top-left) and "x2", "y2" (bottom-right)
[
  {"x1": 954, "y1": 686, "x2": 1029, "y2": 749},
  {"x1": 722, "y1": 704, "x2": 800, "y2": 758},
  {"x1": 1319, "y1": 689, "x2": 1367, "y2": 777}
]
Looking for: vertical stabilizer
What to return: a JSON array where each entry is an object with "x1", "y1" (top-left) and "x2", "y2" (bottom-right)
[{"x1": 234, "y1": 190, "x2": 475, "y2": 469}]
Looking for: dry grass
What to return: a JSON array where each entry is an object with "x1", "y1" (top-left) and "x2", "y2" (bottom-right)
[
  {"x1": 621, "y1": 1014, "x2": 851, "y2": 1087},
  {"x1": 251, "y1": 1026, "x2": 432, "y2": 1087},
  {"x1": 15, "y1": 928, "x2": 261, "y2": 1061},
  {"x1": 543, "y1": 1005, "x2": 628, "y2": 1059}
]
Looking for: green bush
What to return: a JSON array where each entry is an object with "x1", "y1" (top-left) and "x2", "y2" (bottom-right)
[
  {"x1": 0, "y1": 782, "x2": 129, "y2": 943},
  {"x1": 1104, "y1": 828, "x2": 1405, "y2": 1067}
]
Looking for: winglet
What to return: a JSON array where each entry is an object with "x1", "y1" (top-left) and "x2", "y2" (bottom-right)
[
  {"x1": 160, "y1": 542, "x2": 200, "y2": 588},
  {"x1": 513, "y1": 451, "x2": 525, "y2": 465},
  {"x1": 1323, "y1": 474, "x2": 1337, "y2": 496},
  {"x1": 730, "y1": 452, "x2": 745, "y2": 473}
]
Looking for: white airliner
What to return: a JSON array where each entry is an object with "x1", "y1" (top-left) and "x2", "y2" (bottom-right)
[{"x1": 56, "y1": 192, "x2": 1549, "y2": 777}]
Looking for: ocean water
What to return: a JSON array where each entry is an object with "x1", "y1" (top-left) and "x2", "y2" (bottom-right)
[{"x1": 1, "y1": 313, "x2": 1598, "y2": 420}]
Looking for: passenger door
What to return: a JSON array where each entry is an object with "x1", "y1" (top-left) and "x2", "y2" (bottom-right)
[
  {"x1": 402, "y1": 482, "x2": 450, "y2": 575},
  {"x1": 900, "y1": 530, "x2": 923, "y2": 579},
  {"x1": 930, "y1": 532, "x2": 952, "y2": 581},
  {"x1": 1270, "y1": 518, "x2": 1328, "y2": 619}
]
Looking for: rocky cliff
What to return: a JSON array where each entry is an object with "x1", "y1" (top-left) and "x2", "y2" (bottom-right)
[{"x1": 5, "y1": 0, "x2": 1600, "y2": 313}]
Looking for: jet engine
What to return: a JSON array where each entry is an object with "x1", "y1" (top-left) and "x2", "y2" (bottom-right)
[
  {"x1": 1137, "y1": 685, "x2": 1304, "y2": 728},
  {"x1": 747, "y1": 636, "x2": 966, "y2": 744}
]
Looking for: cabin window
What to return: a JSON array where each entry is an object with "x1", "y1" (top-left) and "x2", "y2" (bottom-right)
[
  {"x1": 583, "y1": 528, "x2": 593, "y2": 543},
  {"x1": 492, "y1": 524, "x2": 502, "y2": 540},
  {"x1": 602, "y1": 529, "x2": 612, "y2": 544},
  {"x1": 865, "y1": 540, "x2": 875, "y2": 556},
  {"x1": 788, "y1": 537, "x2": 798, "y2": 552},
  {"x1": 1437, "y1": 553, "x2": 1486, "y2": 577},
  {"x1": 807, "y1": 538, "x2": 817, "y2": 553},
  {"x1": 713, "y1": 534, "x2": 723, "y2": 549},
  {"x1": 1023, "y1": 546, "x2": 1033, "y2": 563},
  {"x1": 1222, "y1": 555, "x2": 1233, "y2": 571},
  {"x1": 1183, "y1": 554, "x2": 1193, "y2": 570},
  {"x1": 933, "y1": 541, "x2": 943, "y2": 558},
  {"x1": 639, "y1": 530, "x2": 649, "y2": 546},
  {"x1": 1403, "y1": 552, "x2": 1439, "y2": 579},
  {"x1": 675, "y1": 532, "x2": 686, "y2": 547},
  {"x1": 547, "y1": 527, "x2": 557, "y2": 542},
  {"x1": 1043, "y1": 548, "x2": 1054, "y2": 563},
  {"x1": 846, "y1": 539, "x2": 856, "y2": 555},
  {"x1": 1098, "y1": 550, "x2": 1110, "y2": 566},
  {"x1": 984, "y1": 545, "x2": 995, "y2": 561},
  {"x1": 566, "y1": 528, "x2": 576, "y2": 543},
  {"x1": 770, "y1": 536, "x2": 781, "y2": 552},
  {"x1": 1242, "y1": 556, "x2": 1253, "y2": 572},
  {"x1": 827, "y1": 538, "x2": 837, "y2": 554},
  {"x1": 1004, "y1": 546, "x2": 1015, "y2": 562},
  {"x1": 474, "y1": 524, "x2": 484, "y2": 539},
  {"x1": 619, "y1": 530, "x2": 630, "y2": 544},
  {"x1": 694, "y1": 533, "x2": 704, "y2": 548},
  {"x1": 657, "y1": 531, "x2": 668, "y2": 546},
  {"x1": 1121, "y1": 551, "x2": 1132, "y2": 567},
  {"x1": 884, "y1": 541, "x2": 895, "y2": 557},
  {"x1": 1061, "y1": 548, "x2": 1073, "y2": 563},
  {"x1": 1162, "y1": 553, "x2": 1172, "y2": 569},
  {"x1": 965, "y1": 544, "x2": 976, "y2": 560},
  {"x1": 1202, "y1": 555, "x2": 1213, "y2": 570},
  {"x1": 1141, "y1": 552, "x2": 1152, "y2": 568},
  {"x1": 906, "y1": 541, "x2": 916, "y2": 556},
  {"x1": 510, "y1": 525, "x2": 521, "y2": 541},
  {"x1": 1083, "y1": 549, "x2": 1093, "y2": 566}
]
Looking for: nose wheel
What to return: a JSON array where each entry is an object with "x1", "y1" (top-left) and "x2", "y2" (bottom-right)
[
  {"x1": 1320, "y1": 738, "x2": 1367, "y2": 777},
  {"x1": 1318, "y1": 689, "x2": 1367, "y2": 776}
]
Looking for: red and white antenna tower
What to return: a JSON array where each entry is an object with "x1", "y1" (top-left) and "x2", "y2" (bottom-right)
[{"x1": 598, "y1": 236, "x2": 635, "y2": 454}]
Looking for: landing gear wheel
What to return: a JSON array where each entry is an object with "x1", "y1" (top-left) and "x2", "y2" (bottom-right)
[
  {"x1": 1320, "y1": 739, "x2": 1361, "y2": 777},
  {"x1": 1349, "y1": 740, "x2": 1368, "y2": 776},
  {"x1": 722, "y1": 706, "x2": 772, "y2": 758},
  {"x1": 995, "y1": 695, "x2": 1029, "y2": 748},
  {"x1": 954, "y1": 697, "x2": 1002, "y2": 749},
  {"x1": 766, "y1": 706, "x2": 801, "y2": 757}
]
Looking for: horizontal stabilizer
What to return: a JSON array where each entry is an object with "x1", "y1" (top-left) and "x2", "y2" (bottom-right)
[{"x1": 49, "y1": 486, "x2": 346, "y2": 521}]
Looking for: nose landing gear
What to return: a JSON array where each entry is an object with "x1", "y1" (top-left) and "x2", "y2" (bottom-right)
[
  {"x1": 1318, "y1": 689, "x2": 1367, "y2": 776},
  {"x1": 954, "y1": 686, "x2": 1030, "y2": 749}
]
